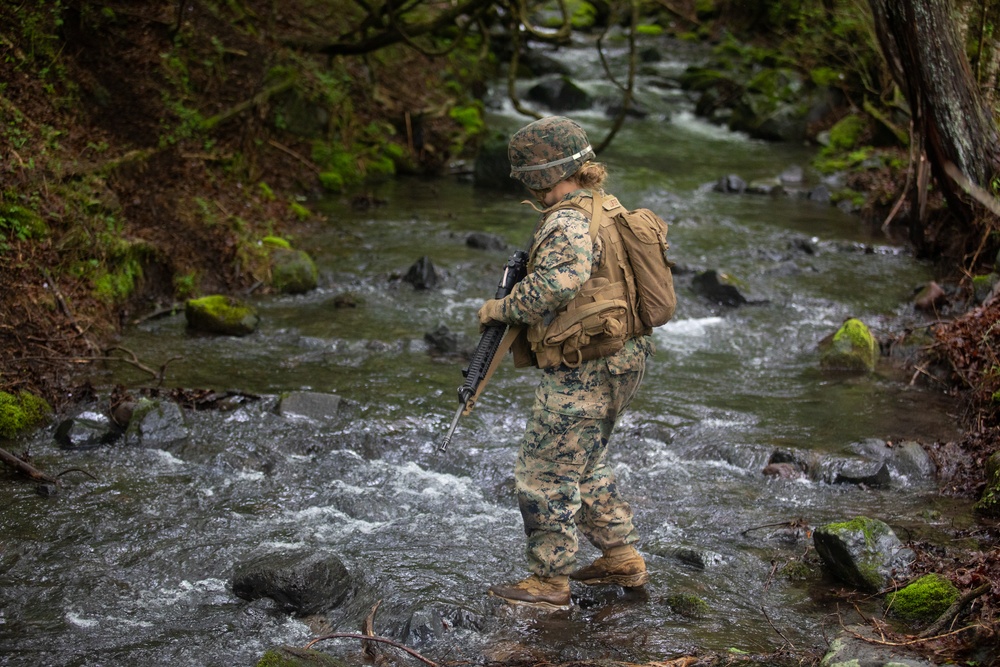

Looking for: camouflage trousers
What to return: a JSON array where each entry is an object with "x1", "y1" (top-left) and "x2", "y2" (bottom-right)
[{"x1": 515, "y1": 337, "x2": 648, "y2": 577}]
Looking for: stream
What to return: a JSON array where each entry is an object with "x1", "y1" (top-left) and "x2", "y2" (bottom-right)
[{"x1": 0, "y1": 35, "x2": 974, "y2": 666}]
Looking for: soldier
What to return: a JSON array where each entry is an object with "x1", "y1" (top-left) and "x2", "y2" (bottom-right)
[{"x1": 477, "y1": 116, "x2": 653, "y2": 610}]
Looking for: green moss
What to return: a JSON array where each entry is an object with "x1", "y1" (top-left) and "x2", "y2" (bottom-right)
[
  {"x1": 289, "y1": 201, "x2": 311, "y2": 221},
  {"x1": 636, "y1": 24, "x2": 664, "y2": 36},
  {"x1": 261, "y1": 236, "x2": 291, "y2": 250},
  {"x1": 255, "y1": 646, "x2": 348, "y2": 667},
  {"x1": 887, "y1": 574, "x2": 958, "y2": 622},
  {"x1": 0, "y1": 390, "x2": 52, "y2": 439},
  {"x1": 258, "y1": 182, "x2": 275, "y2": 201},
  {"x1": 187, "y1": 295, "x2": 251, "y2": 324},
  {"x1": 827, "y1": 114, "x2": 868, "y2": 152}
]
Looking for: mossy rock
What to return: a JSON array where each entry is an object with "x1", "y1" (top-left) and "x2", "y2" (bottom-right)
[
  {"x1": 0, "y1": 390, "x2": 52, "y2": 439},
  {"x1": 886, "y1": 573, "x2": 958, "y2": 622},
  {"x1": 819, "y1": 318, "x2": 877, "y2": 372},
  {"x1": 256, "y1": 645, "x2": 348, "y2": 667},
  {"x1": 185, "y1": 295, "x2": 260, "y2": 336},
  {"x1": 974, "y1": 451, "x2": 1000, "y2": 517},
  {"x1": 270, "y1": 247, "x2": 318, "y2": 294},
  {"x1": 666, "y1": 593, "x2": 710, "y2": 619},
  {"x1": 826, "y1": 114, "x2": 869, "y2": 152},
  {"x1": 813, "y1": 516, "x2": 912, "y2": 592}
]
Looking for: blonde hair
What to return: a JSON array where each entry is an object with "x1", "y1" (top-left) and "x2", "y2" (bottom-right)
[{"x1": 574, "y1": 161, "x2": 607, "y2": 190}]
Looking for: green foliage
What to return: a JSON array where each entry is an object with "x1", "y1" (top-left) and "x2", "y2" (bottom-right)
[
  {"x1": 636, "y1": 24, "x2": 665, "y2": 36},
  {"x1": 262, "y1": 235, "x2": 291, "y2": 249},
  {"x1": 173, "y1": 272, "x2": 198, "y2": 299},
  {"x1": 0, "y1": 390, "x2": 52, "y2": 439},
  {"x1": 0, "y1": 190, "x2": 48, "y2": 252}
]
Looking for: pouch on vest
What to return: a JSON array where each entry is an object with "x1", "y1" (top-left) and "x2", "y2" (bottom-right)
[
  {"x1": 527, "y1": 277, "x2": 629, "y2": 368},
  {"x1": 615, "y1": 208, "x2": 676, "y2": 328}
]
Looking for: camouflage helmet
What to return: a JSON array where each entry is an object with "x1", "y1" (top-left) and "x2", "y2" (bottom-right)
[{"x1": 508, "y1": 116, "x2": 595, "y2": 191}]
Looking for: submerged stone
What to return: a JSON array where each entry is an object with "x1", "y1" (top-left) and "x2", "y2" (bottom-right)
[
  {"x1": 232, "y1": 550, "x2": 352, "y2": 616},
  {"x1": 402, "y1": 256, "x2": 441, "y2": 290},
  {"x1": 185, "y1": 295, "x2": 260, "y2": 336}
]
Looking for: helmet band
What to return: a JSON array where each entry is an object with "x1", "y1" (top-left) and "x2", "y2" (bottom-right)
[{"x1": 510, "y1": 145, "x2": 594, "y2": 173}]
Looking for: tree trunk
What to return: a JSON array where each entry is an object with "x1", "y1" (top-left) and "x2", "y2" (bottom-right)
[{"x1": 869, "y1": 0, "x2": 1000, "y2": 256}]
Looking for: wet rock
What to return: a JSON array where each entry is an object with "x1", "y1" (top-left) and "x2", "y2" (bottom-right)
[
  {"x1": 973, "y1": 451, "x2": 1000, "y2": 517},
  {"x1": 525, "y1": 75, "x2": 593, "y2": 112},
  {"x1": 424, "y1": 324, "x2": 472, "y2": 357},
  {"x1": 519, "y1": 49, "x2": 570, "y2": 77},
  {"x1": 36, "y1": 483, "x2": 59, "y2": 497},
  {"x1": 402, "y1": 256, "x2": 441, "y2": 290},
  {"x1": 807, "y1": 184, "x2": 831, "y2": 203},
  {"x1": 232, "y1": 550, "x2": 352, "y2": 616},
  {"x1": 850, "y1": 438, "x2": 936, "y2": 481},
  {"x1": 913, "y1": 281, "x2": 947, "y2": 311},
  {"x1": 821, "y1": 625, "x2": 938, "y2": 667},
  {"x1": 780, "y1": 165, "x2": 804, "y2": 184},
  {"x1": 691, "y1": 270, "x2": 747, "y2": 307},
  {"x1": 54, "y1": 411, "x2": 120, "y2": 449},
  {"x1": 465, "y1": 231, "x2": 508, "y2": 251},
  {"x1": 277, "y1": 391, "x2": 342, "y2": 422},
  {"x1": 255, "y1": 645, "x2": 348, "y2": 667},
  {"x1": 403, "y1": 606, "x2": 445, "y2": 645},
  {"x1": 813, "y1": 516, "x2": 914, "y2": 592},
  {"x1": 270, "y1": 247, "x2": 318, "y2": 294},
  {"x1": 713, "y1": 174, "x2": 747, "y2": 194},
  {"x1": 746, "y1": 179, "x2": 784, "y2": 196},
  {"x1": 818, "y1": 318, "x2": 877, "y2": 372},
  {"x1": 665, "y1": 593, "x2": 710, "y2": 619},
  {"x1": 185, "y1": 295, "x2": 260, "y2": 336},
  {"x1": 673, "y1": 546, "x2": 724, "y2": 569},
  {"x1": 973, "y1": 272, "x2": 999, "y2": 304},
  {"x1": 833, "y1": 460, "x2": 890, "y2": 488},
  {"x1": 123, "y1": 398, "x2": 189, "y2": 448}
]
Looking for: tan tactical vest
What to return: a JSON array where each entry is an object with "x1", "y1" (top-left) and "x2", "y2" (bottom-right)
[{"x1": 514, "y1": 190, "x2": 648, "y2": 369}]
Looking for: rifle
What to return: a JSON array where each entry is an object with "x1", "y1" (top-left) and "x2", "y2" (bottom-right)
[{"x1": 439, "y1": 250, "x2": 528, "y2": 452}]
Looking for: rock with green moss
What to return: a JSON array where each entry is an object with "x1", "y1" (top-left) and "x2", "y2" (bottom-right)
[
  {"x1": 813, "y1": 517, "x2": 914, "y2": 592},
  {"x1": 185, "y1": 295, "x2": 260, "y2": 336},
  {"x1": 974, "y1": 451, "x2": 1000, "y2": 517},
  {"x1": 665, "y1": 593, "x2": 710, "y2": 619},
  {"x1": 819, "y1": 318, "x2": 877, "y2": 372},
  {"x1": 256, "y1": 645, "x2": 348, "y2": 667},
  {"x1": 270, "y1": 247, "x2": 318, "y2": 294},
  {"x1": 972, "y1": 272, "x2": 998, "y2": 303},
  {"x1": 886, "y1": 573, "x2": 958, "y2": 622},
  {"x1": 0, "y1": 390, "x2": 52, "y2": 439}
]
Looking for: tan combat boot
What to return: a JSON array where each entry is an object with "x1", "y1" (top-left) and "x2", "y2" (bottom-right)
[
  {"x1": 488, "y1": 574, "x2": 572, "y2": 610},
  {"x1": 570, "y1": 545, "x2": 649, "y2": 587}
]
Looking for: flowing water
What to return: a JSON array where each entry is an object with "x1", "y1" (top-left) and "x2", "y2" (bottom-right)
[{"x1": 0, "y1": 36, "x2": 973, "y2": 666}]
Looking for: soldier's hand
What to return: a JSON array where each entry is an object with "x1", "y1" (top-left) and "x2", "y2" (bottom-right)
[{"x1": 477, "y1": 299, "x2": 505, "y2": 331}]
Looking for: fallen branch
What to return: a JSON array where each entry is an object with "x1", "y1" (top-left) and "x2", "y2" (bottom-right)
[
  {"x1": 0, "y1": 447, "x2": 61, "y2": 486},
  {"x1": 201, "y1": 77, "x2": 297, "y2": 131}
]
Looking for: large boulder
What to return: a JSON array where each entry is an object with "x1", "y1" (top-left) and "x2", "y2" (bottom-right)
[
  {"x1": 185, "y1": 295, "x2": 260, "y2": 336},
  {"x1": 819, "y1": 318, "x2": 877, "y2": 372},
  {"x1": 525, "y1": 75, "x2": 593, "y2": 112},
  {"x1": 232, "y1": 550, "x2": 353, "y2": 616},
  {"x1": 692, "y1": 270, "x2": 747, "y2": 307},
  {"x1": 813, "y1": 516, "x2": 914, "y2": 592}
]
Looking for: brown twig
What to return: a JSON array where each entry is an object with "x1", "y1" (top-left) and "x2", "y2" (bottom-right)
[{"x1": 0, "y1": 447, "x2": 61, "y2": 486}]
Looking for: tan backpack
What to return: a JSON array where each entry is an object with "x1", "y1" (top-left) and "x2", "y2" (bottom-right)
[{"x1": 598, "y1": 195, "x2": 677, "y2": 329}]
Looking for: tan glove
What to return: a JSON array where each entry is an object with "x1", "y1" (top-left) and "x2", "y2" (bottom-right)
[{"x1": 477, "y1": 298, "x2": 505, "y2": 331}]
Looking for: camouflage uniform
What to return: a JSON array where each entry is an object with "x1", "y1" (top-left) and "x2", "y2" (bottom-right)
[{"x1": 492, "y1": 191, "x2": 651, "y2": 578}]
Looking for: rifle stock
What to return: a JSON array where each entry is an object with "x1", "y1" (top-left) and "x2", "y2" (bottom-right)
[{"x1": 439, "y1": 250, "x2": 528, "y2": 452}]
